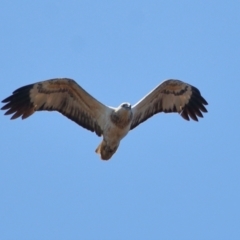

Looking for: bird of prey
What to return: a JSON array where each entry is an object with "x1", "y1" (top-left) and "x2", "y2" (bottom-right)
[{"x1": 1, "y1": 78, "x2": 208, "y2": 160}]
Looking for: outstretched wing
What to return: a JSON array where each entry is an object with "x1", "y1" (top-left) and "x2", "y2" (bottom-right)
[
  {"x1": 1, "y1": 78, "x2": 112, "y2": 136},
  {"x1": 130, "y1": 79, "x2": 208, "y2": 130}
]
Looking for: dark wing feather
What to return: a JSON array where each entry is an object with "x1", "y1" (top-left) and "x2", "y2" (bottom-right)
[
  {"x1": 130, "y1": 79, "x2": 208, "y2": 130},
  {"x1": 1, "y1": 78, "x2": 112, "y2": 136}
]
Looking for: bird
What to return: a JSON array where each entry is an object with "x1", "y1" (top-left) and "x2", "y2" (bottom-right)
[{"x1": 1, "y1": 78, "x2": 208, "y2": 160}]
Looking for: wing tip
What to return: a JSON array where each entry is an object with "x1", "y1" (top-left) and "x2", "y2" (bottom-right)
[{"x1": 1, "y1": 84, "x2": 34, "y2": 120}]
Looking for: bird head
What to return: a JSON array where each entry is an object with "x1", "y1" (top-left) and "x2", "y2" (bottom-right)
[{"x1": 120, "y1": 103, "x2": 131, "y2": 110}]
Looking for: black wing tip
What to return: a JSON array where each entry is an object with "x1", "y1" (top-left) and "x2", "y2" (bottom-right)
[
  {"x1": 202, "y1": 98, "x2": 208, "y2": 106},
  {"x1": 181, "y1": 110, "x2": 201, "y2": 122},
  {"x1": 1, "y1": 85, "x2": 33, "y2": 120},
  {"x1": 12, "y1": 84, "x2": 34, "y2": 94},
  {"x1": 1, "y1": 95, "x2": 13, "y2": 103},
  {"x1": 198, "y1": 95, "x2": 208, "y2": 106},
  {"x1": 180, "y1": 88, "x2": 208, "y2": 122},
  {"x1": 181, "y1": 110, "x2": 190, "y2": 121}
]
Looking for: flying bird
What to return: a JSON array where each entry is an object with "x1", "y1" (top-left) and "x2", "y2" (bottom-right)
[{"x1": 1, "y1": 78, "x2": 208, "y2": 160}]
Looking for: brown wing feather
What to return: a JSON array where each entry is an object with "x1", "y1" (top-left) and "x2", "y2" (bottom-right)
[
  {"x1": 1, "y1": 78, "x2": 111, "y2": 136},
  {"x1": 130, "y1": 79, "x2": 208, "y2": 130}
]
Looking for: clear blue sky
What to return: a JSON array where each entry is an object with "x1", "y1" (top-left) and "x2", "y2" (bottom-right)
[{"x1": 0, "y1": 1, "x2": 239, "y2": 239}]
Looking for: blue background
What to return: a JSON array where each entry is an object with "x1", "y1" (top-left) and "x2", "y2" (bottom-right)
[{"x1": 1, "y1": 1, "x2": 239, "y2": 239}]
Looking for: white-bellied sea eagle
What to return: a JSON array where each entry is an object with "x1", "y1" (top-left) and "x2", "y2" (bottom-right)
[{"x1": 1, "y1": 78, "x2": 208, "y2": 160}]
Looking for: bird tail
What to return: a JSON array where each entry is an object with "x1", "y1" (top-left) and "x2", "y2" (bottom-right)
[{"x1": 95, "y1": 140, "x2": 118, "y2": 160}]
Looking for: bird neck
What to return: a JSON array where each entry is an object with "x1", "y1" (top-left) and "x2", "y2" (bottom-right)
[{"x1": 111, "y1": 109, "x2": 132, "y2": 129}]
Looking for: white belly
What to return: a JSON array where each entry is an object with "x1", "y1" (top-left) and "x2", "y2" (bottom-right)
[{"x1": 103, "y1": 122, "x2": 130, "y2": 147}]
